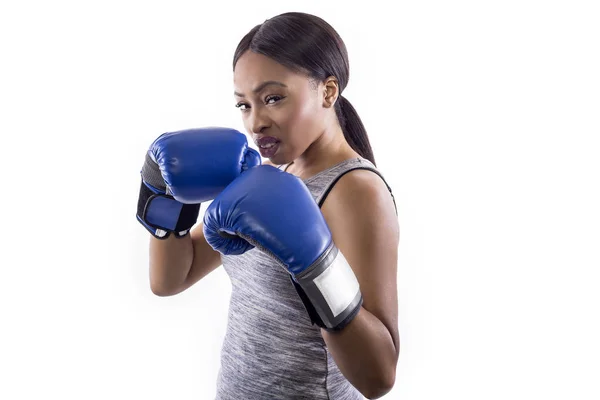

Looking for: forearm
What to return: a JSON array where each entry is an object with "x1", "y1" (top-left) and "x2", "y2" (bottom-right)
[
  {"x1": 322, "y1": 307, "x2": 398, "y2": 399},
  {"x1": 149, "y1": 234, "x2": 193, "y2": 295}
]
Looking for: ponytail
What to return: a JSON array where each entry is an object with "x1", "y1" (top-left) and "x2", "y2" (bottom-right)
[{"x1": 336, "y1": 95, "x2": 376, "y2": 166}]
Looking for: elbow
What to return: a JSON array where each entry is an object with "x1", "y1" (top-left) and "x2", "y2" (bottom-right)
[
  {"x1": 361, "y1": 368, "x2": 396, "y2": 399},
  {"x1": 149, "y1": 269, "x2": 187, "y2": 297},
  {"x1": 150, "y1": 284, "x2": 171, "y2": 297},
  {"x1": 150, "y1": 280, "x2": 180, "y2": 297}
]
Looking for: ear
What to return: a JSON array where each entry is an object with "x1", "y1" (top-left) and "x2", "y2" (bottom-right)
[{"x1": 322, "y1": 76, "x2": 339, "y2": 108}]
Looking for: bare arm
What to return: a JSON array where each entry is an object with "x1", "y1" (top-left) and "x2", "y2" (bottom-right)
[
  {"x1": 149, "y1": 222, "x2": 222, "y2": 296},
  {"x1": 320, "y1": 170, "x2": 400, "y2": 399}
]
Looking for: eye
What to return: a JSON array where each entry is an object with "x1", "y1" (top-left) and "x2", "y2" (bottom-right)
[
  {"x1": 265, "y1": 95, "x2": 284, "y2": 105},
  {"x1": 235, "y1": 102, "x2": 250, "y2": 111}
]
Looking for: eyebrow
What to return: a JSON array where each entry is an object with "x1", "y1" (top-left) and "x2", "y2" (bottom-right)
[{"x1": 234, "y1": 81, "x2": 287, "y2": 97}]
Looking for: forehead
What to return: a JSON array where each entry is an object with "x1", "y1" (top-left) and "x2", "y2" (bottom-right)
[{"x1": 233, "y1": 51, "x2": 303, "y2": 91}]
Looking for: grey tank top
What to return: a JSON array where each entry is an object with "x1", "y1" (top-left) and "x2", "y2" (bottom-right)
[{"x1": 215, "y1": 157, "x2": 394, "y2": 400}]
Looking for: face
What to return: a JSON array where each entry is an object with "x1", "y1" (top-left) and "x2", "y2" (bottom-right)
[{"x1": 233, "y1": 51, "x2": 331, "y2": 165}]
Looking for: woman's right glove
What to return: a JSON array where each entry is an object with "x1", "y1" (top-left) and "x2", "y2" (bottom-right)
[{"x1": 136, "y1": 127, "x2": 261, "y2": 239}]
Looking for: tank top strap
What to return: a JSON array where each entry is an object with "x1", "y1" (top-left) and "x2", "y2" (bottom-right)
[{"x1": 304, "y1": 157, "x2": 397, "y2": 213}]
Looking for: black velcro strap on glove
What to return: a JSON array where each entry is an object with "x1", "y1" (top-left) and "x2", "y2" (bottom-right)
[
  {"x1": 136, "y1": 153, "x2": 200, "y2": 239},
  {"x1": 136, "y1": 181, "x2": 201, "y2": 239}
]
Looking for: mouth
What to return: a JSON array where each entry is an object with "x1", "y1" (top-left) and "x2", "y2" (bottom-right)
[{"x1": 255, "y1": 136, "x2": 281, "y2": 158}]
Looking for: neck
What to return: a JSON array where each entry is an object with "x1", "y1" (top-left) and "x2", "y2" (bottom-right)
[{"x1": 290, "y1": 123, "x2": 358, "y2": 178}]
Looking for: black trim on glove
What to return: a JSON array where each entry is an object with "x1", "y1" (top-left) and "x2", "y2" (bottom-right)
[
  {"x1": 289, "y1": 276, "x2": 363, "y2": 332},
  {"x1": 136, "y1": 180, "x2": 201, "y2": 239}
]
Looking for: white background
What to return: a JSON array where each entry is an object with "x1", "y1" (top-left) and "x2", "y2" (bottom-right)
[{"x1": 1, "y1": 0, "x2": 599, "y2": 399}]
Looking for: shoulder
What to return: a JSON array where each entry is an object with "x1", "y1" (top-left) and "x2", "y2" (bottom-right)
[{"x1": 321, "y1": 168, "x2": 397, "y2": 232}]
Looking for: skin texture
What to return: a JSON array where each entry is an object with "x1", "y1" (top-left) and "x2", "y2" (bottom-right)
[{"x1": 233, "y1": 50, "x2": 400, "y2": 399}]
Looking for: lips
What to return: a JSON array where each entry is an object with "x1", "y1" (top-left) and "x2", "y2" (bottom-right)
[
  {"x1": 256, "y1": 136, "x2": 279, "y2": 147},
  {"x1": 255, "y1": 136, "x2": 280, "y2": 158}
]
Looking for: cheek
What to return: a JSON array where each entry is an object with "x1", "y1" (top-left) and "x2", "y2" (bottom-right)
[{"x1": 281, "y1": 96, "x2": 323, "y2": 139}]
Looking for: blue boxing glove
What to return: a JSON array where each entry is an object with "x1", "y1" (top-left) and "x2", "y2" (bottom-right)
[
  {"x1": 137, "y1": 127, "x2": 261, "y2": 239},
  {"x1": 203, "y1": 165, "x2": 362, "y2": 331}
]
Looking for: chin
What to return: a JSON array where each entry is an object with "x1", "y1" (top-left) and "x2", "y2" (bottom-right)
[
  {"x1": 267, "y1": 148, "x2": 292, "y2": 166},
  {"x1": 267, "y1": 154, "x2": 287, "y2": 166}
]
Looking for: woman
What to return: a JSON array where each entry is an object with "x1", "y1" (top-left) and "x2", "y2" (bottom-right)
[{"x1": 140, "y1": 11, "x2": 400, "y2": 400}]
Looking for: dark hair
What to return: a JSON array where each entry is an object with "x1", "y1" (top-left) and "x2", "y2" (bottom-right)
[{"x1": 233, "y1": 12, "x2": 376, "y2": 166}]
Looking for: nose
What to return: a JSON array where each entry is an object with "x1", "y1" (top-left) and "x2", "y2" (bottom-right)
[{"x1": 249, "y1": 106, "x2": 270, "y2": 134}]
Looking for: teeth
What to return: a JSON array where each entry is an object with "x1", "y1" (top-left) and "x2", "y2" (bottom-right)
[{"x1": 261, "y1": 143, "x2": 276, "y2": 149}]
